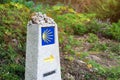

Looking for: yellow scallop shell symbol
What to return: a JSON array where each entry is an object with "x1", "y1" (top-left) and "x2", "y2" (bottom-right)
[{"x1": 42, "y1": 29, "x2": 53, "y2": 43}]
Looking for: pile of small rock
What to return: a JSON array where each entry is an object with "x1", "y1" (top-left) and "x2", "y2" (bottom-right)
[{"x1": 28, "y1": 12, "x2": 55, "y2": 25}]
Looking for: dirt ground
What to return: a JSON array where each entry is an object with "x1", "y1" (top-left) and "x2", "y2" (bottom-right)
[{"x1": 60, "y1": 35, "x2": 120, "y2": 80}]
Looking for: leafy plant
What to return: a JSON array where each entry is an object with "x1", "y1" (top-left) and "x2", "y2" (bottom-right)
[
  {"x1": 0, "y1": 45, "x2": 25, "y2": 80},
  {"x1": 88, "y1": 60, "x2": 106, "y2": 75},
  {"x1": 73, "y1": 24, "x2": 87, "y2": 35},
  {"x1": 63, "y1": 35, "x2": 79, "y2": 55},
  {"x1": 1, "y1": 64, "x2": 24, "y2": 80},
  {"x1": 54, "y1": 13, "x2": 94, "y2": 35},
  {"x1": 79, "y1": 52, "x2": 89, "y2": 59},
  {"x1": 86, "y1": 19, "x2": 110, "y2": 34},
  {"x1": 24, "y1": 1, "x2": 35, "y2": 8},
  {"x1": 109, "y1": 43, "x2": 120, "y2": 55},
  {"x1": 104, "y1": 21, "x2": 120, "y2": 41},
  {"x1": 87, "y1": 33, "x2": 98, "y2": 43},
  {"x1": 105, "y1": 66, "x2": 120, "y2": 80},
  {"x1": 90, "y1": 43, "x2": 108, "y2": 52},
  {"x1": 88, "y1": 60, "x2": 120, "y2": 80},
  {"x1": 0, "y1": 2, "x2": 28, "y2": 80}
]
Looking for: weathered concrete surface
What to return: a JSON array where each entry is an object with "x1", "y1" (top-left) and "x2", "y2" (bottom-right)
[{"x1": 25, "y1": 24, "x2": 61, "y2": 80}]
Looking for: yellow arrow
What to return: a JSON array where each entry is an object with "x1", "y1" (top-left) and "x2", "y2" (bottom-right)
[{"x1": 44, "y1": 55, "x2": 55, "y2": 62}]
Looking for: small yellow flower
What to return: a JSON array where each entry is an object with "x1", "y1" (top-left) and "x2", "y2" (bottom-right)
[
  {"x1": 87, "y1": 64, "x2": 92, "y2": 69},
  {"x1": 87, "y1": 19, "x2": 90, "y2": 22}
]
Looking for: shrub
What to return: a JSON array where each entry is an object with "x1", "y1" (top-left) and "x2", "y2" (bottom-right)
[
  {"x1": 86, "y1": 19, "x2": 110, "y2": 35},
  {"x1": 87, "y1": 33, "x2": 98, "y2": 43},
  {"x1": 73, "y1": 24, "x2": 87, "y2": 35},
  {"x1": 0, "y1": 2, "x2": 30, "y2": 45},
  {"x1": 49, "y1": 6, "x2": 95, "y2": 35},
  {"x1": 90, "y1": 43, "x2": 108, "y2": 52},
  {"x1": 104, "y1": 21, "x2": 120, "y2": 41},
  {"x1": 0, "y1": 3, "x2": 30, "y2": 80},
  {"x1": 86, "y1": 0, "x2": 120, "y2": 22},
  {"x1": 109, "y1": 43, "x2": 120, "y2": 55},
  {"x1": 0, "y1": 45, "x2": 25, "y2": 80},
  {"x1": 1, "y1": 64, "x2": 24, "y2": 80},
  {"x1": 85, "y1": 18, "x2": 120, "y2": 41}
]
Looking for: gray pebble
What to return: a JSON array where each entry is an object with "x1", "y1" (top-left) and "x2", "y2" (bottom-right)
[{"x1": 27, "y1": 12, "x2": 56, "y2": 25}]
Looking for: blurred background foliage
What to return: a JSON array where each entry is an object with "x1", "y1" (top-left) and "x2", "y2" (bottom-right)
[{"x1": 0, "y1": 0, "x2": 120, "y2": 80}]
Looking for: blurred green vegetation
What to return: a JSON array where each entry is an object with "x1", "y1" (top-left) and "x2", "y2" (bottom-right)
[{"x1": 0, "y1": 0, "x2": 120, "y2": 80}]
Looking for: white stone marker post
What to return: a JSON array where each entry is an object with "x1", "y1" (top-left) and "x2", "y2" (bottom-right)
[{"x1": 25, "y1": 12, "x2": 61, "y2": 80}]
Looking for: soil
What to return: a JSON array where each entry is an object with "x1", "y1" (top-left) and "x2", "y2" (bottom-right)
[{"x1": 60, "y1": 34, "x2": 119, "y2": 80}]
